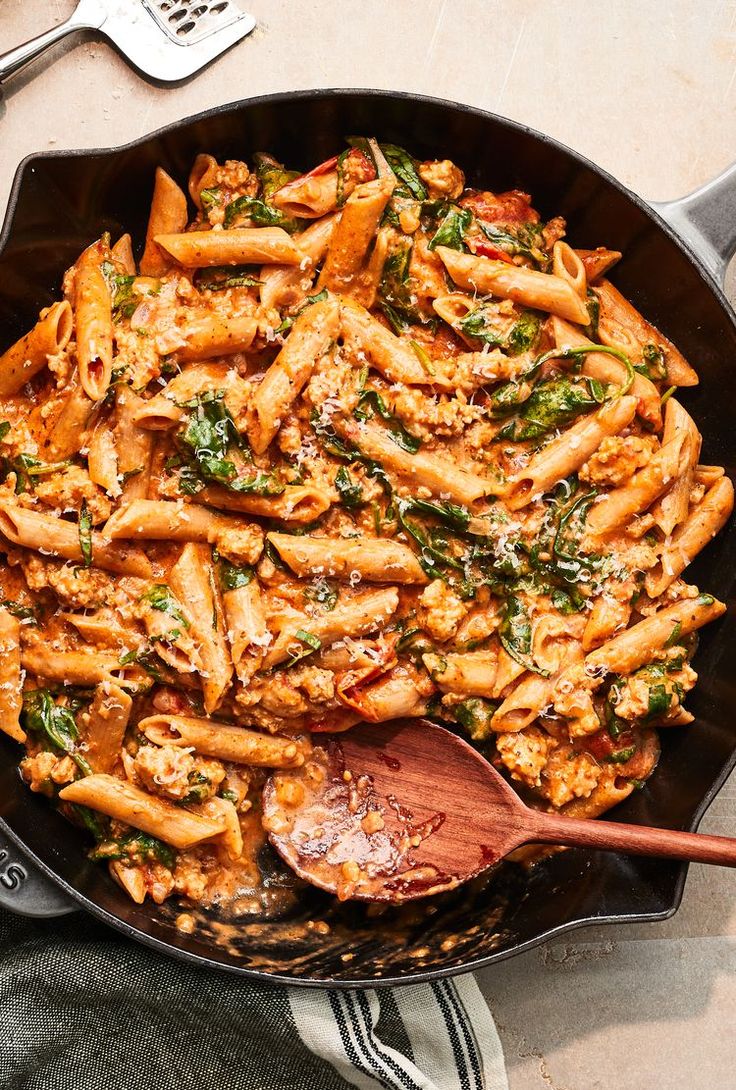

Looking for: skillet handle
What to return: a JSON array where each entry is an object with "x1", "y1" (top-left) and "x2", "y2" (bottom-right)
[
  {"x1": 652, "y1": 161, "x2": 736, "y2": 285},
  {"x1": 0, "y1": 821, "x2": 77, "y2": 917}
]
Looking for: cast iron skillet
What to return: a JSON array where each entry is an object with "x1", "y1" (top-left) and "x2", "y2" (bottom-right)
[{"x1": 0, "y1": 90, "x2": 735, "y2": 987}]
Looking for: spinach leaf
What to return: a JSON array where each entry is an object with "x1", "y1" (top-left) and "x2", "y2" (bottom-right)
[
  {"x1": 396, "y1": 626, "x2": 435, "y2": 662},
  {"x1": 199, "y1": 187, "x2": 221, "y2": 210},
  {"x1": 305, "y1": 578, "x2": 338, "y2": 612},
  {"x1": 428, "y1": 207, "x2": 471, "y2": 252},
  {"x1": 21, "y1": 690, "x2": 92, "y2": 776},
  {"x1": 78, "y1": 500, "x2": 93, "y2": 568},
  {"x1": 0, "y1": 421, "x2": 10, "y2": 441},
  {"x1": 606, "y1": 745, "x2": 636, "y2": 764},
  {"x1": 454, "y1": 697, "x2": 498, "y2": 741},
  {"x1": 647, "y1": 682, "x2": 672, "y2": 718},
  {"x1": 218, "y1": 563, "x2": 254, "y2": 592},
  {"x1": 401, "y1": 497, "x2": 471, "y2": 533},
  {"x1": 395, "y1": 498, "x2": 465, "y2": 580},
  {"x1": 334, "y1": 466, "x2": 363, "y2": 508},
  {"x1": 458, "y1": 305, "x2": 540, "y2": 356},
  {"x1": 635, "y1": 342, "x2": 667, "y2": 382},
  {"x1": 354, "y1": 389, "x2": 421, "y2": 453},
  {"x1": 195, "y1": 266, "x2": 262, "y2": 291},
  {"x1": 551, "y1": 587, "x2": 585, "y2": 614},
  {"x1": 0, "y1": 598, "x2": 36, "y2": 622},
  {"x1": 285, "y1": 629, "x2": 322, "y2": 668},
  {"x1": 91, "y1": 831, "x2": 175, "y2": 868},
  {"x1": 223, "y1": 195, "x2": 291, "y2": 229},
  {"x1": 118, "y1": 646, "x2": 163, "y2": 684},
  {"x1": 2, "y1": 453, "x2": 69, "y2": 494},
  {"x1": 499, "y1": 376, "x2": 606, "y2": 442},
  {"x1": 508, "y1": 312, "x2": 542, "y2": 355},
  {"x1": 379, "y1": 144, "x2": 427, "y2": 200},
  {"x1": 499, "y1": 596, "x2": 549, "y2": 675},
  {"x1": 477, "y1": 221, "x2": 547, "y2": 266},
  {"x1": 551, "y1": 489, "x2": 599, "y2": 584},
  {"x1": 176, "y1": 392, "x2": 283, "y2": 497},
  {"x1": 139, "y1": 584, "x2": 189, "y2": 628},
  {"x1": 101, "y1": 260, "x2": 138, "y2": 320},
  {"x1": 253, "y1": 153, "x2": 299, "y2": 199},
  {"x1": 378, "y1": 244, "x2": 426, "y2": 334}
]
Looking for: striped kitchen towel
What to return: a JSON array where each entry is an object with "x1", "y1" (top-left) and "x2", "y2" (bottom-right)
[{"x1": 0, "y1": 906, "x2": 508, "y2": 1089}]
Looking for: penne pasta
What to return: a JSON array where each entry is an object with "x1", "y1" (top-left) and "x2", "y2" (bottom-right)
[
  {"x1": 21, "y1": 647, "x2": 147, "y2": 690},
  {"x1": 74, "y1": 238, "x2": 114, "y2": 401},
  {"x1": 422, "y1": 650, "x2": 498, "y2": 696},
  {"x1": 649, "y1": 398, "x2": 701, "y2": 536},
  {"x1": 59, "y1": 775, "x2": 226, "y2": 849},
  {"x1": 222, "y1": 578, "x2": 268, "y2": 675},
  {"x1": 248, "y1": 296, "x2": 340, "y2": 453},
  {"x1": 40, "y1": 369, "x2": 94, "y2": 460},
  {"x1": 197, "y1": 484, "x2": 332, "y2": 524},
  {"x1": 436, "y1": 246, "x2": 590, "y2": 324},
  {"x1": 139, "y1": 714, "x2": 305, "y2": 767},
  {"x1": 505, "y1": 396, "x2": 638, "y2": 510},
  {"x1": 340, "y1": 298, "x2": 454, "y2": 389},
  {"x1": 0, "y1": 301, "x2": 72, "y2": 395},
  {"x1": 575, "y1": 247, "x2": 622, "y2": 282},
  {"x1": 174, "y1": 313, "x2": 258, "y2": 362},
  {"x1": 550, "y1": 315, "x2": 662, "y2": 429},
  {"x1": 0, "y1": 504, "x2": 152, "y2": 578},
  {"x1": 259, "y1": 213, "x2": 338, "y2": 311},
  {"x1": 594, "y1": 278, "x2": 699, "y2": 387},
  {"x1": 585, "y1": 594, "x2": 726, "y2": 678},
  {"x1": 552, "y1": 241, "x2": 587, "y2": 299},
  {"x1": 169, "y1": 544, "x2": 232, "y2": 713},
  {"x1": 104, "y1": 498, "x2": 244, "y2": 547},
  {"x1": 111, "y1": 233, "x2": 136, "y2": 275},
  {"x1": 264, "y1": 587, "x2": 399, "y2": 668},
  {"x1": 114, "y1": 386, "x2": 154, "y2": 500},
  {"x1": 140, "y1": 167, "x2": 189, "y2": 277},
  {"x1": 132, "y1": 361, "x2": 236, "y2": 431},
  {"x1": 81, "y1": 683, "x2": 132, "y2": 774},
  {"x1": 317, "y1": 176, "x2": 395, "y2": 302},
  {"x1": 585, "y1": 434, "x2": 686, "y2": 539},
  {"x1": 335, "y1": 416, "x2": 494, "y2": 503},
  {"x1": 645, "y1": 477, "x2": 734, "y2": 597},
  {"x1": 267, "y1": 531, "x2": 427, "y2": 584},
  {"x1": 155, "y1": 227, "x2": 301, "y2": 268}
]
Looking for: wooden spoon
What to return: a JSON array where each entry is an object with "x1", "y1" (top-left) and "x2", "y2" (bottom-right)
[{"x1": 262, "y1": 718, "x2": 736, "y2": 902}]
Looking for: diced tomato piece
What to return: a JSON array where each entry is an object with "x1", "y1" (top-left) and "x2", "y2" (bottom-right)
[
  {"x1": 460, "y1": 189, "x2": 539, "y2": 224},
  {"x1": 303, "y1": 154, "x2": 339, "y2": 178},
  {"x1": 582, "y1": 728, "x2": 635, "y2": 763},
  {"x1": 471, "y1": 239, "x2": 516, "y2": 264}
]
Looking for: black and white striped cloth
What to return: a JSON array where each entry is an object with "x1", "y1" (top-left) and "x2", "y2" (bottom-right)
[
  {"x1": 290, "y1": 976, "x2": 508, "y2": 1090},
  {"x1": 0, "y1": 907, "x2": 508, "y2": 1089}
]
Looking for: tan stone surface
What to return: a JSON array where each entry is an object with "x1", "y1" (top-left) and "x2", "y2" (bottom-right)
[{"x1": 1, "y1": 3, "x2": 736, "y2": 1087}]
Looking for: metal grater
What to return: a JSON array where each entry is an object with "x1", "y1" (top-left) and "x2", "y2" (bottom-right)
[{"x1": 0, "y1": 0, "x2": 256, "y2": 87}]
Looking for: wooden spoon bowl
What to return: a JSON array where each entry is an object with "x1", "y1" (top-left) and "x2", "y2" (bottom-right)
[{"x1": 262, "y1": 719, "x2": 736, "y2": 903}]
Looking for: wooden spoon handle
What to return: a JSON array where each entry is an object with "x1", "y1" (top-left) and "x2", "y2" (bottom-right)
[{"x1": 531, "y1": 811, "x2": 736, "y2": 867}]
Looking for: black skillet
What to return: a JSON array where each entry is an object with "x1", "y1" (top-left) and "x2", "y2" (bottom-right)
[{"x1": 0, "y1": 90, "x2": 735, "y2": 987}]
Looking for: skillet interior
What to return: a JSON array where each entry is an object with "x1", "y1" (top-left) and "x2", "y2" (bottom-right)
[{"x1": 0, "y1": 89, "x2": 734, "y2": 986}]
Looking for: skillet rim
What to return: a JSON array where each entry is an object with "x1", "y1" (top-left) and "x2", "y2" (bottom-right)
[{"x1": 0, "y1": 86, "x2": 734, "y2": 987}]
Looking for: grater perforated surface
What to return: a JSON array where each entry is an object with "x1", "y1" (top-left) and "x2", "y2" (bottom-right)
[{"x1": 141, "y1": 0, "x2": 242, "y2": 44}]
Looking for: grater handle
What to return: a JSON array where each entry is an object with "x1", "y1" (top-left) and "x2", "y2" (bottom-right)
[{"x1": 0, "y1": 0, "x2": 107, "y2": 84}]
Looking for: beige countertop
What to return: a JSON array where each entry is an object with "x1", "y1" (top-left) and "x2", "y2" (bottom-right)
[{"x1": 1, "y1": 2, "x2": 736, "y2": 1087}]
